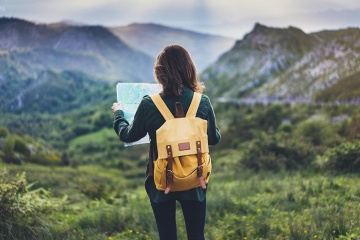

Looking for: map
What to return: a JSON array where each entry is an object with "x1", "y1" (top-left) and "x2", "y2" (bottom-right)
[{"x1": 116, "y1": 82, "x2": 162, "y2": 146}]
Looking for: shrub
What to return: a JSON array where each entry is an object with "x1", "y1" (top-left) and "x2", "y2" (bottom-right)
[
  {"x1": 3, "y1": 135, "x2": 16, "y2": 163},
  {"x1": 241, "y1": 134, "x2": 316, "y2": 171},
  {"x1": 73, "y1": 125, "x2": 92, "y2": 136},
  {"x1": 258, "y1": 104, "x2": 286, "y2": 131},
  {"x1": 349, "y1": 115, "x2": 360, "y2": 139},
  {"x1": 277, "y1": 122, "x2": 293, "y2": 133},
  {"x1": 0, "y1": 126, "x2": 8, "y2": 138},
  {"x1": 295, "y1": 118, "x2": 336, "y2": 146},
  {"x1": 335, "y1": 119, "x2": 351, "y2": 138},
  {"x1": 324, "y1": 141, "x2": 360, "y2": 172},
  {"x1": 28, "y1": 147, "x2": 61, "y2": 165},
  {"x1": 13, "y1": 135, "x2": 30, "y2": 156},
  {"x1": 91, "y1": 111, "x2": 112, "y2": 130},
  {"x1": 0, "y1": 170, "x2": 67, "y2": 239}
]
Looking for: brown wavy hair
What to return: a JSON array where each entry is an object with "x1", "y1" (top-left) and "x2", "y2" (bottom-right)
[{"x1": 154, "y1": 45, "x2": 204, "y2": 97}]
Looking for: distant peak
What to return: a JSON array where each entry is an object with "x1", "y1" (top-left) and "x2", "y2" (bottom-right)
[
  {"x1": 56, "y1": 20, "x2": 87, "y2": 26},
  {"x1": 253, "y1": 23, "x2": 269, "y2": 31},
  {"x1": 242, "y1": 23, "x2": 271, "y2": 39},
  {"x1": 249, "y1": 23, "x2": 306, "y2": 36},
  {"x1": 0, "y1": 17, "x2": 32, "y2": 25}
]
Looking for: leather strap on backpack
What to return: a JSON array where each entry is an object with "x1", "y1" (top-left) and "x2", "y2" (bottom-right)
[
  {"x1": 196, "y1": 141, "x2": 207, "y2": 189},
  {"x1": 165, "y1": 145, "x2": 174, "y2": 194},
  {"x1": 175, "y1": 102, "x2": 185, "y2": 118}
]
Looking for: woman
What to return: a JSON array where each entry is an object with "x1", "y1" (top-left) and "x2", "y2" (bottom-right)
[{"x1": 112, "y1": 45, "x2": 221, "y2": 240}]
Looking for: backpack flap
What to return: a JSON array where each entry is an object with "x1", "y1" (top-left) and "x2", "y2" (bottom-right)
[{"x1": 156, "y1": 117, "x2": 209, "y2": 159}]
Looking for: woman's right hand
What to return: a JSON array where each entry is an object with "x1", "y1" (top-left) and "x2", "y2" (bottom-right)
[{"x1": 111, "y1": 102, "x2": 123, "y2": 114}]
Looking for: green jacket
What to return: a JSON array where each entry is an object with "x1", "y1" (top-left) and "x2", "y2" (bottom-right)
[{"x1": 113, "y1": 87, "x2": 221, "y2": 202}]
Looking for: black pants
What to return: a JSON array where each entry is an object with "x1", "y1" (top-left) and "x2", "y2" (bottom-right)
[{"x1": 150, "y1": 198, "x2": 206, "y2": 240}]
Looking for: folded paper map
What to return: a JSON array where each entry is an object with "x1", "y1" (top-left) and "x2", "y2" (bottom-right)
[{"x1": 116, "y1": 82, "x2": 162, "y2": 146}]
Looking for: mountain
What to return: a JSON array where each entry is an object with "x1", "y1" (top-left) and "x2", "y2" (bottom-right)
[
  {"x1": 110, "y1": 23, "x2": 236, "y2": 72},
  {"x1": 0, "y1": 17, "x2": 154, "y2": 82},
  {"x1": 202, "y1": 23, "x2": 360, "y2": 102},
  {"x1": 0, "y1": 17, "x2": 235, "y2": 114}
]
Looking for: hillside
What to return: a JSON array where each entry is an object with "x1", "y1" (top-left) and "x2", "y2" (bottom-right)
[
  {"x1": 110, "y1": 23, "x2": 236, "y2": 72},
  {"x1": 0, "y1": 17, "x2": 154, "y2": 82},
  {"x1": 202, "y1": 23, "x2": 360, "y2": 102}
]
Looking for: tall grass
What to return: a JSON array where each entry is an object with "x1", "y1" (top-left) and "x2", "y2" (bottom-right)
[{"x1": 1, "y1": 161, "x2": 359, "y2": 239}]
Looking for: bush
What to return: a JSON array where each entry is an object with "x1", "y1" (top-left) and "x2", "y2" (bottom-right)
[
  {"x1": 0, "y1": 126, "x2": 8, "y2": 138},
  {"x1": 13, "y1": 135, "x2": 30, "y2": 156},
  {"x1": 295, "y1": 118, "x2": 336, "y2": 146},
  {"x1": 28, "y1": 147, "x2": 61, "y2": 165},
  {"x1": 277, "y1": 122, "x2": 293, "y2": 133},
  {"x1": 2, "y1": 135, "x2": 16, "y2": 163},
  {"x1": 324, "y1": 141, "x2": 360, "y2": 172},
  {"x1": 241, "y1": 134, "x2": 316, "y2": 171},
  {"x1": 91, "y1": 111, "x2": 112, "y2": 131},
  {"x1": 0, "y1": 170, "x2": 67, "y2": 239},
  {"x1": 349, "y1": 115, "x2": 360, "y2": 139}
]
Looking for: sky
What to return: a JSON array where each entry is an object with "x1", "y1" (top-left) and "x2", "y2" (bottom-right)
[{"x1": 0, "y1": 0, "x2": 360, "y2": 39}]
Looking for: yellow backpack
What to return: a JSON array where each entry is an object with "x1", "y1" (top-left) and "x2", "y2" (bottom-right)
[{"x1": 150, "y1": 92, "x2": 212, "y2": 194}]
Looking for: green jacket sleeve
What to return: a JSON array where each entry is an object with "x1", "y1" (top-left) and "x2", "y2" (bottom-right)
[
  {"x1": 113, "y1": 98, "x2": 148, "y2": 143},
  {"x1": 204, "y1": 96, "x2": 221, "y2": 145}
]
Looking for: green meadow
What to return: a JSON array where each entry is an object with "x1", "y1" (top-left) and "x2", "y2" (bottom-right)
[{"x1": 1, "y1": 103, "x2": 360, "y2": 239}]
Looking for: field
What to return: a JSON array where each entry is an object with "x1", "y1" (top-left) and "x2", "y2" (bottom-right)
[
  {"x1": 1, "y1": 151, "x2": 360, "y2": 239},
  {"x1": 1, "y1": 103, "x2": 360, "y2": 239}
]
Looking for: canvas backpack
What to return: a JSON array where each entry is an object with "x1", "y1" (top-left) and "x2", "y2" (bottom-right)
[{"x1": 150, "y1": 92, "x2": 212, "y2": 194}]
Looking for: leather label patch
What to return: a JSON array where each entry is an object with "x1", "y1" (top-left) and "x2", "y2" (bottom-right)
[{"x1": 178, "y1": 142, "x2": 190, "y2": 151}]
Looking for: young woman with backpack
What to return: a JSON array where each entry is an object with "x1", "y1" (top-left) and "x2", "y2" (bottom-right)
[{"x1": 112, "y1": 45, "x2": 221, "y2": 240}]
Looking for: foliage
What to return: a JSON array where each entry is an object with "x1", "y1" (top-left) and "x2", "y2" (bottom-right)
[
  {"x1": 294, "y1": 117, "x2": 338, "y2": 146},
  {"x1": 12, "y1": 135, "x2": 31, "y2": 156},
  {"x1": 0, "y1": 169, "x2": 67, "y2": 240},
  {"x1": 1, "y1": 82, "x2": 360, "y2": 239},
  {"x1": 0, "y1": 129, "x2": 61, "y2": 165},
  {"x1": 91, "y1": 111, "x2": 113, "y2": 131},
  {"x1": 349, "y1": 115, "x2": 360, "y2": 139},
  {"x1": 0, "y1": 126, "x2": 8, "y2": 138},
  {"x1": 2, "y1": 161, "x2": 360, "y2": 240},
  {"x1": 241, "y1": 133, "x2": 316, "y2": 171},
  {"x1": 2, "y1": 135, "x2": 16, "y2": 163},
  {"x1": 324, "y1": 141, "x2": 360, "y2": 172}
]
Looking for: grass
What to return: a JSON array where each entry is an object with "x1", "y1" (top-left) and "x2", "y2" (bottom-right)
[
  {"x1": 206, "y1": 170, "x2": 360, "y2": 239},
  {"x1": 69, "y1": 128, "x2": 116, "y2": 147},
  {"x1": 1, "y1": 157, "x2": 360, "y2": 240}
]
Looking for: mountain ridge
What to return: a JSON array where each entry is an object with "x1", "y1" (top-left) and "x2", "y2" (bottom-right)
[
  {"x1": 0, "y1": 17, "x2": 154, "y2": 82},
  {"x1": 202, "y1": 23, "x2": 360, "y2": 102},
  {"x1": 0, "y1": 17, "x2": 236, "y2": 113},
  {"x1": 1, "y1": 17, "x2": 359, "y2": 114},
  {"x1": 110, "y1": 23, "x2": 236, "y2": 72}
]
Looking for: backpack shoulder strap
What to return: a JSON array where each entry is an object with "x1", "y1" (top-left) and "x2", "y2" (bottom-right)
[
  {"x1": 186, "y1": 92, "x2": 202, "y2": 117},
  {"x1": 150, "y1": 94, "x2": 174, "y2": 120}
]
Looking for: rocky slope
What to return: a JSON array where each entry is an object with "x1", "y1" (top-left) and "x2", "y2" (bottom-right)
[{"x1": 202, "y1": 23, "x2": 360, "y2": 102}]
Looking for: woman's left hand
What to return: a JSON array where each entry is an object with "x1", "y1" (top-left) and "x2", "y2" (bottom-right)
[{"x1": 111, "y1": 102, "x2": 123, "y2": 114}]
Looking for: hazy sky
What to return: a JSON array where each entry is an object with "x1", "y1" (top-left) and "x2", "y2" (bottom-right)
[{"x1": 1, "y1": 0, "x2": 359, "y2": 39}]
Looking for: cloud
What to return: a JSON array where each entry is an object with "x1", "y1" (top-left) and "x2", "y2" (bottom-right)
[{"x1": 0, "y1": 0, "x2": 359, "y2": 38}]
